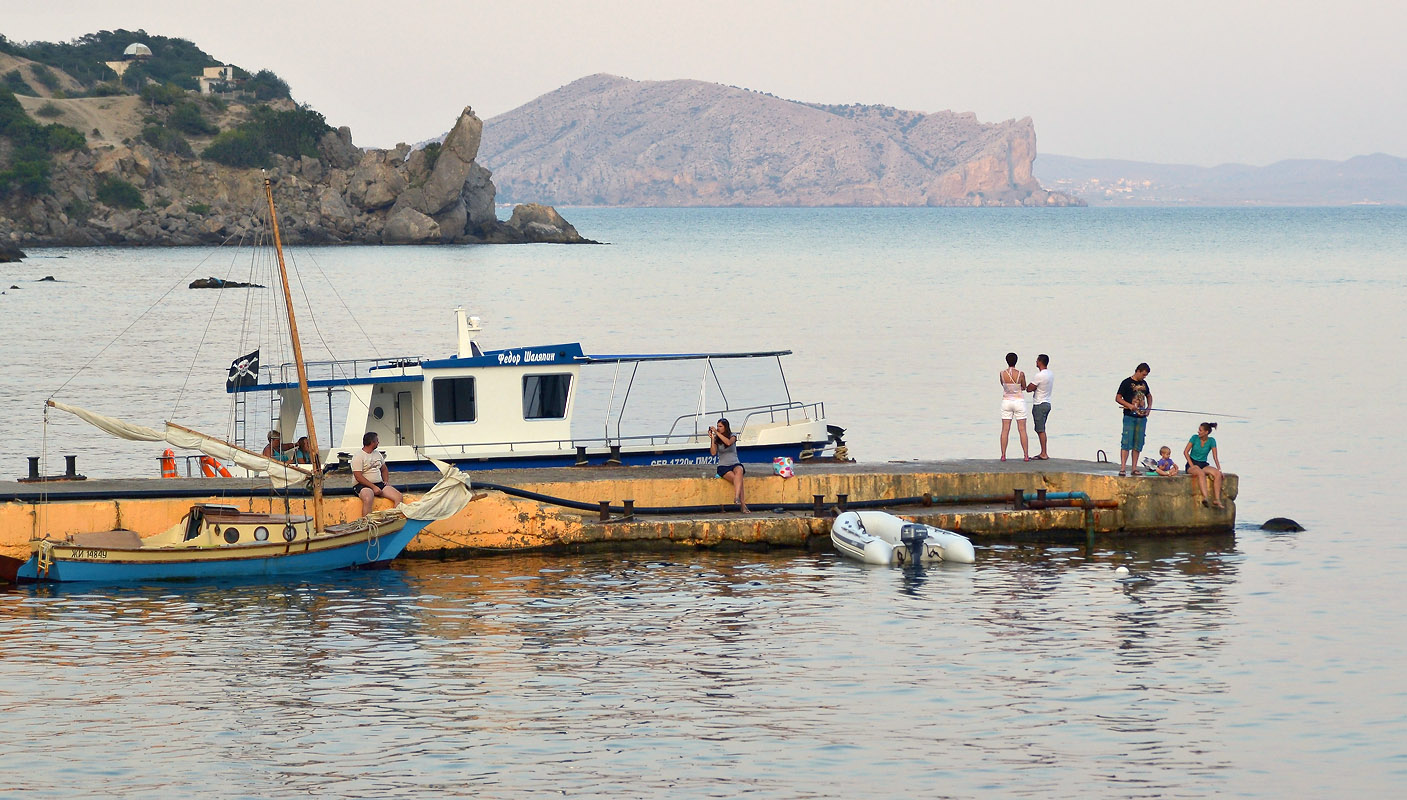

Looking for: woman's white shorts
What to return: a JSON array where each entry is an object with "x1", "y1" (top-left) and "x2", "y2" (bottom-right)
[{"x1": 1001, "y1": 396, "x2": 1028, "y2": 421}]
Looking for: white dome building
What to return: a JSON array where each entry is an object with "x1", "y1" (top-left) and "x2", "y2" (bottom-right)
[{"x1": 122, "y1": 43, "x2": 152, "y2": 58}]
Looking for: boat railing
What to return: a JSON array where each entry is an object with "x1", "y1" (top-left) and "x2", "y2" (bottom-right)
[
  {"x1": 663, "y1": 401, "x2": 824, "y2": 441},
  {"x1": 272, "y1": 356, "x2": 424, "y2": 386}
]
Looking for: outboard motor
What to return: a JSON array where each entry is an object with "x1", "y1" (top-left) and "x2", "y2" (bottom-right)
[{"x1": 899, "y1": 523, "x2": 930, "y2": 565}]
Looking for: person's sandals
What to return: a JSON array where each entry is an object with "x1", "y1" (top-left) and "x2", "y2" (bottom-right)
[{"x1": 1118, "y1": 469, "x2": 1127, "y2": 476}]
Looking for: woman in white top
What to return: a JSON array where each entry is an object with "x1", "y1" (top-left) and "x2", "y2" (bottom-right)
[{"x1": 999, "y1": 352, "x2": 1031, "y2": 462}]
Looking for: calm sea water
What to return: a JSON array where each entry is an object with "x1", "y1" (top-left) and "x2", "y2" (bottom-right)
[{"x1": 1, "y1": 207, "x2": 1405, "y2": 796}]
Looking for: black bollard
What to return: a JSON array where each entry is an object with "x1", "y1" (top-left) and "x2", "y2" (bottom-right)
[
  {"x1": 606, "y1": 445, "x2": 622, "y2": 466},
  {"x1": 575, "y1": 446, "x2": 588, "y2": 466},
  {"x1": 598, "y1": 500, "x2": 611, "y2": 522},
  {"x1": 836, "y1": 493, "x2": 848, "y2": 512},
  {"x1": 622, "y1": 500, "x2": 635, "y2": 521},
  {"x1": 28, "y1": 457, "x2": 40, "y2": 481},
  {"x1": 1013, "y1": 488, "x2": 1026, "y2": 510},
  {"x1": 65, "y1": 455, "x2": 78, "y2": 478},
  {"x1": 813, "y1": 494, "x2": 826, "y2": 518}
]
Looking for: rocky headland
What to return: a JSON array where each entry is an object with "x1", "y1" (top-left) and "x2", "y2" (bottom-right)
[
  {"x1": 1, "y1": 104, "x2": 592, "y2": 247},
  {"x1": 480, "y1": 74, "x2": 1081, "y2": 207}
]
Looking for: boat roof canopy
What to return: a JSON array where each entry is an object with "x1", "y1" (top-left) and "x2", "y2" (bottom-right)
[{"x1": 231, "y1": 343, "x2": 794, "y2": 393}]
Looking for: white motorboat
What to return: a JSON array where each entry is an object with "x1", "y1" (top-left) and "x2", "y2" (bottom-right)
[{"x1": 830, "y1": 511, "x2": 976, "y2": 566}]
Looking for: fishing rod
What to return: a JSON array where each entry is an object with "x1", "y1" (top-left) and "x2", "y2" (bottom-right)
[{"x1": 1143, "y1": 408, "x2": 1248, "y2": 419}]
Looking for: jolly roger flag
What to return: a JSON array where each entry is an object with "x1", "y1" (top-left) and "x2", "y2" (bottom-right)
[{"x1": 227, "y1": 349, "x2": 260, "y2": 391}]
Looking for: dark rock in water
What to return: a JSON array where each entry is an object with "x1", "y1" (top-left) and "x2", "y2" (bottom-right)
[
  {"x1": 0, "y1": 245, "x2": 24, "y2": 263},
  {"x1": 8, "y1": 285, "x2": 17, "y2": 289},
  {"x1": 189, "y1": 277, "x2": 267, "y2": 289},
  {"x1": 38, "y1": 275, "x2": 56, "y2": 281},
  {"x1": 1260, "y1": 517, "x2": 1305, "y2": 532}
]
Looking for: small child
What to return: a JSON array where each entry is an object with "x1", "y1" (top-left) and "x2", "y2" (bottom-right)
[{"x1": 1153, "y1": 446, "x2": 1179, "y2": 476}]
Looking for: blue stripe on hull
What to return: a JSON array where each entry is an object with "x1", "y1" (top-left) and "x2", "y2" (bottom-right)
[
  {"x1": 391, "y1": 442, "x2": 824, "y2": 472},
  {"x1": 16, "y1": 520, "x2": 429, "y2": 584}
]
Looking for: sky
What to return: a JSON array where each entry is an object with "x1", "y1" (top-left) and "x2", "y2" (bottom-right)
[{"x1": 3, "y1": 0, "x2": 1403, "y2": 166}]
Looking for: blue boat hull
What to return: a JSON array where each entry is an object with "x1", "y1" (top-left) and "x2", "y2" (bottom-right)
[
  {"x1": 15, "y1": 519, "x2": 430, "y2": 584},
  {"x1": 393, "y1": 441, "x2": 826, "y2": 472}
]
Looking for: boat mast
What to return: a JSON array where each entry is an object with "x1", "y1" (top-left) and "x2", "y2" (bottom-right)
[{"x1": 263, "y1": 178, "x2": 324, "y2": 527}]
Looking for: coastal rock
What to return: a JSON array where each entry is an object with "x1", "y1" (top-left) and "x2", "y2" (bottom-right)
[
  {"x1": 347, "y1": 156, "x2": 407, "y2": 210},
  {"x1": 503, "y1": 203, "x2": 593, "y2": 243},
  {"x1": 382, "y1": 205, "x2": 440, "y2": 244},
  {"x1": 318, "y1": 126, "x2": 361, "y2": 169},
  {"x1": 190, "y1": 276, "x2": 266, "y2": 289},
  {"x1": 0, "y1": 244, "x2": 25, "y2": 263},
  {"x1": 417, "y1": 108, "x2": 483, "y2": 216}
]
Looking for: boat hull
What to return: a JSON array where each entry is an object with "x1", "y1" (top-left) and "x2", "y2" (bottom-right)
[
  {"x1": 15, "y1": 518, "x2": 430, "y2": 583},
  {"x1": 391, "y1": 440, "x2": 828, "y2": 472},
  {"x1": 830, "y1": 511, "x2": 976, "y2": 566}
]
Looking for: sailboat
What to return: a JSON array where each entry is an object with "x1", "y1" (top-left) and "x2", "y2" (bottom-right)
[{"x1": 13, "y1": 180, "x2": 477, "y2": 583}]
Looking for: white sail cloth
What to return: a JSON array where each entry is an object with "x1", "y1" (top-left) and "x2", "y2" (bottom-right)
[
  {"x1": 48, "y1": 400, "x2": 313, "y2": 489},
  {"x1": 397, "y1": 458, "x2": 480, "y2": 521}
]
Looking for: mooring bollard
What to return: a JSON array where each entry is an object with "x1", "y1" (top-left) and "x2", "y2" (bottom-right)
[
  {"x1": 598, "y1": 500, "x2": 611, "y2": 522},
  {"x1": 28, "y1": 456, "x2": 40, "y2": 481},
  {"x1": 622, "y1": 500, "x2": 635, "y2": 521},
  {"x1": 575, "y1": 446, "x2": 588, "y2": 466},
  {"x1": 836, "y1": 493, "x2": 848, "y2": 512},
  {"x1": 606, "y1": 445, "x2": 622, "y2": 466},
  {"x1": 1013, "y1": 488, "x2": 1026, "y2": 510},
  {"x1": 921, "y1": 492, "x2": 932, "y2": 507},
  {"x1": 1037, "y1": 489, "x2": 1048, "y2": 503},
  {"x1": 812, "y1": 494, "x2": 825, "y2": 518},
  {"x1": 65, "y1": 455, "x2": 78, "y2": 479}
]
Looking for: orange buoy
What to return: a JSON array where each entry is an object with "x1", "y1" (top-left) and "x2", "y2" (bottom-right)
[
  {"x1": 160, "y1": 448, "x2": 178, "y2": 478},
  {"x1": 199, "y1": 455, "x2": 231, "y2": 478}
]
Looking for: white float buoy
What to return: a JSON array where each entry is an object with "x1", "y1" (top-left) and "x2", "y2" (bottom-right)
[{"x1": 1115, "y1": 566, "x2": 1130, "y2": 575}]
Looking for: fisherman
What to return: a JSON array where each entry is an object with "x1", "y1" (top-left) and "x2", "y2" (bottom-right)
[
  {"x1": 352, "y1": 432, "x2": 402, "y2": 517},
  {"x1": 1115, "y1": 363, "x2": 1152, "y2": 476}
]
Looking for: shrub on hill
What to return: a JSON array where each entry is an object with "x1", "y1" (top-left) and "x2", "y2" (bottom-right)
[
  {"x1": 139, "y1": 82, "x2": 185, "y2": 106},
  {"x1": 29, "y1": 64, "x2": 61, "y2": 92},
  {"x1": 244, "y1": 69, "x2": 291, "y2": 101},
  {"x1": 140, "y1": 124, "x2": 194, "y2": 157},
  {"x1": 3, "y1": 69, "x2": 36, "y2": 96},
  {"x1": 167, "y1": 101, "x2": 217, "y2": 136},
  {"x1": 35, "y1": 102, "x2": 63, "y2": 119},
  {"x1": 0, "y1": 88, "x2": 86, "y2": 197},
  {"x1": 202, "y1": 105, "x2": 330, "y2": 168},
  {"x1": 95, "y1": 175, "x2": 145, "y2": 209}
]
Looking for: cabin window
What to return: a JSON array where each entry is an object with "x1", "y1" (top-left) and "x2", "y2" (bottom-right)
[
  {"x1": 432, "y1": 377, "x2": 476, "y2": 423},
  {"x1": 523, "y1": 374, "x2": 571, "y2": 419}
]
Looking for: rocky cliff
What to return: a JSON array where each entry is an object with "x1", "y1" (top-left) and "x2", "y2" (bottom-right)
[
  {"x1": 480, "y1": 74, "x2": 1080, "y2": 207},
  {"x1": 0, "y1": 103, "x2": 592, "y2": 247}
]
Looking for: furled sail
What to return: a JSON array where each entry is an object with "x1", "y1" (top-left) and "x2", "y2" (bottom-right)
[
  {"x1": 396, "y1": 458, "x2": 481, "y2": 521},
  {"x1": 47, "y1": 400, "x2": 313, "y2": 489}
]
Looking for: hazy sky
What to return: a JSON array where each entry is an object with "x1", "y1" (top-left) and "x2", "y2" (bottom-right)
[{"x1": 4, "y1": 0, "x2": 1403, "y2": 165}]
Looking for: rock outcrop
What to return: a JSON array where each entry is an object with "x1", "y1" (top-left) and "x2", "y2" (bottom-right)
[
  {"x1": 0, "y1": 106, "x2": 596, "y2": 247},
  {"x1": 480, "y1": 74, "x2": 1081, "y2": 207}
]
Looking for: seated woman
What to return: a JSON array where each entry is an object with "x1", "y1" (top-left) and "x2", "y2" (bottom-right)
[
  {"x1": 709, "y1": 418, "x2": 749, "y2": 513},
  {"x1": 1183, "y1": 422, "x2": 1224, "y2": 508},
  {"x1": 290, "y1": 436, "x2": 314, "y2": 465}
]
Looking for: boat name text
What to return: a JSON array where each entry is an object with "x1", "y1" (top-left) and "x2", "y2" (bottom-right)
[{"x1": 497, "y1": 350, "x2": 558, "y2": 366}]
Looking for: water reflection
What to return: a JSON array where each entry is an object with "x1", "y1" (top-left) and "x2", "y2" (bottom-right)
[{"x1": 0, "y1": 540, "x2": 1253, "y2": 797}]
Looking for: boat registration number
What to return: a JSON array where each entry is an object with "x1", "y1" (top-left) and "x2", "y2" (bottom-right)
[
  {"x1": 68, "y1": 548, "x2": 108, "y2": 560},
  {"x1": 650, "y1": 456, "x2": 718, "y2": 466}
]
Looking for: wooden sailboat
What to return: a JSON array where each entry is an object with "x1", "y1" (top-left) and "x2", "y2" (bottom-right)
[{"x1": 15, "y1": 180, "x2": 475, "y2": 583}]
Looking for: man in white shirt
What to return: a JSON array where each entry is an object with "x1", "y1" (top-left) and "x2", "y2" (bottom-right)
[
  {"x1": 351, "y1": 432, "x2": 402, "y2": 516},
  {"x1": 1027, "y1": 354, "x2": 1054, "y2": 460}
]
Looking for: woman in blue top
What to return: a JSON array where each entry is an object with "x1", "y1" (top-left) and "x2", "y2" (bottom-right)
[{"x1": 1183, "y1": 422, "x2": 1224, "y2": 508}]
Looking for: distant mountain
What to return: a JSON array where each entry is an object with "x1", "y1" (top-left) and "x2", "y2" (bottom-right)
[
  {"x1": 479, "y1": 74, "x2": 1080, "y2": 207},
  {"x1": 1035, "y1": 153, "x2": 1407, "y2": 206}
]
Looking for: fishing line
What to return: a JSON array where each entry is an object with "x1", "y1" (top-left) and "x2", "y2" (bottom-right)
[{"x1": 1144, "y1": 408, "x2": 1248, "y2": 419}]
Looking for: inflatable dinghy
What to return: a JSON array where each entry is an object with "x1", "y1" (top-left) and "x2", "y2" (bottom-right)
[{"x1": 830, "y1": 510, "x2": 976, "y2": 566}]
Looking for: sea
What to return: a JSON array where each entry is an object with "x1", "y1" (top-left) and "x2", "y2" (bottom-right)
[{"x1": 0, "y1": 207, "x2": 1404, "y2": 798}]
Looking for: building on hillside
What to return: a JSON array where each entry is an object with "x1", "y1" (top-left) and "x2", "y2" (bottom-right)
[
  {"x1": 196, "y1": 65, "x2": 237, "y2": 95},
  {"x1": 104, "y1": 42, "x2": 152, "y2": 79}
]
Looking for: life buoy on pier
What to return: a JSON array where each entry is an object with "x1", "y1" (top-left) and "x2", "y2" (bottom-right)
[
  {"x1": 199, "y1": 456, "x2": 232, "y2": 478},
  {"x1": 160, "y1": 449, "x2": 178, "y2": 478}
]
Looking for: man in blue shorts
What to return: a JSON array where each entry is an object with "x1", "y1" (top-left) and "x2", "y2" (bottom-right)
[{"x1": 1115, "y1": 363, "x2": 1152, "y2": 476}]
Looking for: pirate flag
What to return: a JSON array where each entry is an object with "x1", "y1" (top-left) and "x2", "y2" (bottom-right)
[{"x1": 227, "y1": 349, "x2": 260, "y2": 391}]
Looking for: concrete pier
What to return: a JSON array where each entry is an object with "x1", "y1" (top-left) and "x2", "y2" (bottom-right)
[{"x1": 0, "y1": 459, "x2": 1237, "y2": 562}]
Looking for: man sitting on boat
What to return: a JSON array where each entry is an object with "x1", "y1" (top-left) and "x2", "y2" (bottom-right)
[{"x1": 352, "y1": 432, "x2": 403, "y2": 517}]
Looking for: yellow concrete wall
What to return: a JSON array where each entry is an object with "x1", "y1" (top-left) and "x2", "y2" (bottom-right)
[{"x1": 0, "y1": 469, "x2": 1237, "y2": 561}]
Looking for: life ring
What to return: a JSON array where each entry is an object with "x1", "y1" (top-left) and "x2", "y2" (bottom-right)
[
  {"x1": 160, "y1": 448, "x2": 178, "y2": 478},
  {"x1": 199, "y1": 455, "x2": 232, "y2": 478}
]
